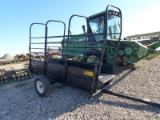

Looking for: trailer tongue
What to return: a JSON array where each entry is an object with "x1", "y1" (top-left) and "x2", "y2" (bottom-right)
[
  {"x1": 103, "y1": 90, "x2": 160, "y2": 108},
  {"x1": 29, "y1": 5, "x2": 160, "y2": 108}
]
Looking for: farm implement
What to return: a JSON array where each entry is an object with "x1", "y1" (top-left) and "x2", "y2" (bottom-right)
[
  {"x1": 29, "y1": 5, "x2": 160, "y2": 108},
  {"x1": 0, "y1": 67, "x2": 32, "y2": 84}
]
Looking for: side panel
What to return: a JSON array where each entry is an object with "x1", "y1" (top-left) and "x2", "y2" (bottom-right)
[
  {"x1": 30, "y1": 60, "x2": 44, "y2": 75},
  {"x1": 66, "y1": 75, "x2": 93, "y2": 91},
  {"x1": 46, "y1": 63, "x2": 65, "y2": 83},
  {"x1": 66, "y1": 66, "x2": 94, "y2": 91}
]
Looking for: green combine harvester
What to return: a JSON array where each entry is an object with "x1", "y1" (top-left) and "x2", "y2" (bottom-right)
[{"x1": 61, "y1": 11, "x2": 160, "y2": 65}]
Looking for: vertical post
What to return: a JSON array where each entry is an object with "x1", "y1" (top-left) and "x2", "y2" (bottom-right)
[
  {"x1": 105, "y1": 5, "x2": 122, "y2": 74},
  {"x1": 84, "y1": 19, "x2": 90, "y2": 59},
  {"x1": 29, "y1": 24, "x2": 32, "y2": 73},
  {"x1": 44, "y1": 24, "x2": 48, "y2": 76},
  {"x1": 89, "y1": 61, "x2": 99, "y2": 98},
  {"x1": 65, "y1": 15, "x2": 89, "y2": 82},
  {"x1": 29, "y1": 23, "x2": 45, "y2": 73}
]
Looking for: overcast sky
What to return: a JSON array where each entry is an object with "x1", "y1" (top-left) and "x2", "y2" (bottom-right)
[{"x1": 0, "y1": 0, "x2": 160, "y2": 57}]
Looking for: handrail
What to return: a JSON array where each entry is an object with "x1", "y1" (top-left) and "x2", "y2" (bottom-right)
[
  {"x1": 66, "y1": 15, "x2": 89, "y2": 62},
  {"x1": 29, "y1": 23, "x2": 45, "y2": 73},
  {"x1": 44, "y1": 20, "x2": 66, "y2": 76},
  {"x1": 105, "y1": 5, "x2": 122, "y2": 74}
]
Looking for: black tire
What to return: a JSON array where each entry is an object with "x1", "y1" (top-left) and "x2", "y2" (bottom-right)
[
  {"x1": 34, "y1": 75, "x2": 51, "y2": 97},
  {"x1": 83, "y1": 51, "x2": 106, "y2": 63},
  {"x1": 83, "y1": 51, "x2": 100, "y2": 62}
]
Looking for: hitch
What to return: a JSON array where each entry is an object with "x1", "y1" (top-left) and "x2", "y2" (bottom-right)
[{"x1": 102, "y1": 89, "x2": 160, "y2": 108}]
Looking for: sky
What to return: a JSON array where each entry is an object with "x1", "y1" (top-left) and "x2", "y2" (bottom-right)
[{"x1": 0, "y1": 0, "x2": 160, "y2": 57}]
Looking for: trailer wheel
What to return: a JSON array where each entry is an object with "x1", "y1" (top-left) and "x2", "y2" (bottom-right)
[{"x1": 34, "y1": 75, "x2": 51, "y2": 97}]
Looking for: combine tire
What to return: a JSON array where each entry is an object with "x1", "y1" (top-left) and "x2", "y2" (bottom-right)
[
  {"x1": 34, "y1": 75, "x2": 51, "y2": 97},
  {"x1": 87, "y1": 55, "x2": 99, "y2": 63},
  {"x1": 83, "y1": 51, "x2": 101, "y2": 63}
]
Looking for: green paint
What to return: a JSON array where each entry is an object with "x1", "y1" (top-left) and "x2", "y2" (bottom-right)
[{"x1": 61, "y1": 10, "x2": 160, "y2": 65}]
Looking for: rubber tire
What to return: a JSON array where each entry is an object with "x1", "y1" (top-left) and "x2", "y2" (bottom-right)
[
  {"x1": 87, "y1": 55, "x2": 99, "y2": 63},
  {"x1": 34, "y1": 75, "x2": 51, "y2": 97},
  {"x1": 83, "y1": 51, "x2": 106, "y2": 64},
  {"x1": 83, "y1": 51, "x2": 101, "y2": 62}
]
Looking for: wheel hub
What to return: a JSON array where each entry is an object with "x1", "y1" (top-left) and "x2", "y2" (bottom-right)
[{"x1": 36, "y1": 80, "x2": 44, "y2": 94}]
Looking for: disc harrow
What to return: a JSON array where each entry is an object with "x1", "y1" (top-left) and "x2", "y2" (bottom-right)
[{"x1": 0, "y1": 67, "x2": 33, "y2": 84}]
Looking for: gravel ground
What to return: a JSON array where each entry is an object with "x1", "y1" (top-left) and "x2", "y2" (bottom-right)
[{"x1": 0, "y1": 57, "x2": 160, "y2": 120}]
